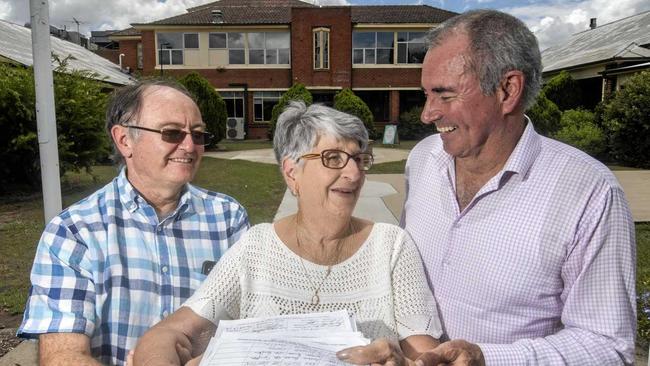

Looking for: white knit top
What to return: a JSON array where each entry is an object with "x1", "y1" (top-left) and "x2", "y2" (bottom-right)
[{"x1": 183, "y1": 223, "x2": 442, "y2": 341}]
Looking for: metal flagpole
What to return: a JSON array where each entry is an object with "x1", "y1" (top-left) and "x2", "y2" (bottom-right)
[{"x1": 30, "y1": 0, "x2": 62, "y2": 222}]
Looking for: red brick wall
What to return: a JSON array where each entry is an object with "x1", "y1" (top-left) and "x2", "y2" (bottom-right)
[
  {"x1": 291, "y1": 7, "x2": 352, "y2": 88},
  {"x1": 117, "y1": 40, "x2": 139, "y2": 71},
  {"x1": 352, "y1": 68, "x2": 421, "y2": 88},
  {"x1": 146, "y1": 68, "x2": 291, "y2": 89},
  {"x1": 95, "y1": 49, "x2": 120, "y2": 65},
  {"x1": 390, "y1": 90, "x2": 400, "y2": 122},
  {"x1": 142, "y1": 30, "x2": 156, "y2": 74}
]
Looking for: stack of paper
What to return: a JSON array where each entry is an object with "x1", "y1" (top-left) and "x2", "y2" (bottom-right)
[{"x1": 199, "y1": 310, "x2": 370, "y2": 365}]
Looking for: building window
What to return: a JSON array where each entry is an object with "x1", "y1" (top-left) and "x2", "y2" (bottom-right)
[
  {"x1": 253, "y1": 91, "x2": 282, "y2": 122},
  {"x1": 353, "y1": 32, "x2": 393, "y2": 64},
  {"x1": 248, "y1": 32, "x2": 290, "y2": 65},
  {"x1": 209, "y1": 33, "x2": 227, "y2": 49},
  {"x1": 157, "y1": 32, "x2": 183, "y2": 65},
  {"x1": 356, "y1": 91, "x2": 390, "y2": 122},
  {"x1": 221, "y1": 91, "x2": 245, "y2": 118},
  {"x1": 136, "y1": 42, "x2": 143, "y2": 69},
  {"x1": 228, "y1": 33, "x2": 245, "y2": 64},
  {"x1": 184, "y1": 33, "x2": 199, "y2": 49},
  {"x1": 313, "y1": 28, "x2": 329, "y2": 70},
  {"x1": 397, "y1": 32, "x2": 426, "y2": 64}
]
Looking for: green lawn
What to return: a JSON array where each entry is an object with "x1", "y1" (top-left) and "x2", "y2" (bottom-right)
[{"x1": 0, "y1": 159, "x2": 284, "y2": 315}]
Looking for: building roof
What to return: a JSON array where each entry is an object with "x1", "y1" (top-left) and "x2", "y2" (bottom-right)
[
  {"x1": 350, "y1": 5, "x2": 457, "y2": 24},
  {"x1": 138, "y1": 0, "x2": 315, "y2": 26},
  {"x1": 542, "y1": 10, "x2": 650, "y2": 73},
  {"x1": 90, "y1": 30, "x2": 117, "y2": 43},
  {"x1": 109, "y1": 27, "x2": 141, "y2": 37},
  {"x1": 134, "y1": 0, "x2": 456, "y2": 26},
  {"x1": 0, "y1": 19, "x2": 134, "y2": 85}
]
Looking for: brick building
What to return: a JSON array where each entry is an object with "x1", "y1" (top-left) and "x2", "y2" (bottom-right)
[{"x1": 110, "y1": 0, "x2": 456, "y2": 139}]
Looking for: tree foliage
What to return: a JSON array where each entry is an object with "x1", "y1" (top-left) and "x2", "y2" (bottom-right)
[
  {"x1": 178, "y1": 72, "x2": 227, "y2": 146},
  {"x1": 0, "y1": 61, "x2": 109, "y2": 191},
  {"x1": 602, "y1": 71, "x2": 650, "y2": 168},
  {"x1": 333, "y1": 88, "x2": 377, "y2": 140},
  {"x1": 526, "y1": 91, "x2": 562, "y2": 136},
  {"x1": 553, "y1": 109, "x2": 605, "y2": 158},
  {"x1": 543, "y1": 70, "x2": 583, "y2": 111},
  {"x1": 268, "y1": 83, "x2": 313, "y2": 139},
  {"x1": 397, "y1": 106, "x2": 436, "y2": 140}
]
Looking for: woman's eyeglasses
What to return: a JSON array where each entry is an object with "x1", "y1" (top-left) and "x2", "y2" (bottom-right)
[
  {"x1": 298, "y1": 149, "x2": 374, "y2": 171},
  {"x1": 122, "y1": 125, "x2": 213, "y2": 146}
]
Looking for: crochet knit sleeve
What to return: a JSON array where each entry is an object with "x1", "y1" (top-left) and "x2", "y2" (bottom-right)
[
  {"x1": 182, "y1": 234, "x2": 245, "y2": 323},
  {"x1": 391, "y1": 229, "x2": 443, "y2": 340}
]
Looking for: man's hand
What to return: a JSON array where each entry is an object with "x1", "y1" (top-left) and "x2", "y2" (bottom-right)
[
  {"x1": 415, "y1": 340, "x2": 485, "y2": 366},
  {"x1": 337, "y1": 338, "x2": 415, "y2": 366}
]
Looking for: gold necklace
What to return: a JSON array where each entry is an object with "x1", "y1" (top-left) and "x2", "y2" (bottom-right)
[{"x1": 295, "y1": 218, "x2": 354, "y2": 305}]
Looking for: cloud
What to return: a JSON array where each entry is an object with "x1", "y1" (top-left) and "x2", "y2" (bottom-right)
[
  {"x1": 503, "y1": 0, "x2": 650, "y2": 50},
  {"x1": 1, "y1": 0, "x2": 648, "y2": 50}
]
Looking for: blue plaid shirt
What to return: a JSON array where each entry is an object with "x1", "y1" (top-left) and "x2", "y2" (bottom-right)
[{"x1": 18, "y1": 169, "x2": 249, "y2": 365}]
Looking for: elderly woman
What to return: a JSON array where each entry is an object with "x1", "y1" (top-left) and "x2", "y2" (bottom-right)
[{"x1": 132, "y1": 101, "x2": 442, "y2": 365}]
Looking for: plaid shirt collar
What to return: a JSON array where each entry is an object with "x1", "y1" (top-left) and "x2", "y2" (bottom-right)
[{"x1": 117, "y1": 168, "x2": 198, "y2": 222}]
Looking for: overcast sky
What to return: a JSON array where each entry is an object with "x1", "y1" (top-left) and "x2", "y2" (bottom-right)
[{"x1": 1, "y1": 0, "x2": 649, "y2": 50}]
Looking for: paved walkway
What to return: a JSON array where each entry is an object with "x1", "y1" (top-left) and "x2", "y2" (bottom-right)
[{"x1": 205, "y1": 147, "x2": 650, "y2": 222}]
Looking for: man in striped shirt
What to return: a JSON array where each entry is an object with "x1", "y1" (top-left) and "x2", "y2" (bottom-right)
[{"x1": 18, "y1": 80, "x2": 249, "y2": 365}]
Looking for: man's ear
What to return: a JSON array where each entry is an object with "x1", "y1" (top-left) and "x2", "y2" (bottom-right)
[
  {"x1": 498, "y1": 70, "x2": 525, "y2": 115},
  {"x1": 281, "y1": 158, "x2": 299, "y2": 195},
  {"x1": 111, "y1": 124, "x2": 134, "y2": 159}
]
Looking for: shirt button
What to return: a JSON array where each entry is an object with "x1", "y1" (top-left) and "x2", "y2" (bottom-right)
[
  {"x1": 162, "y1": 310, "x2": 169, "y2": 317},
  {"x1": 157, "y1": 226, "x2": 163, "y2": 232},
  {"x1": 161, "y1": 265, "x2": 169, "y2": 273}
]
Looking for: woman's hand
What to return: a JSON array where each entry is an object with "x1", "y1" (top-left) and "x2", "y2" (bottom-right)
[{"x1": 337, "y1": 338, "x2": 416, "y2": 366}]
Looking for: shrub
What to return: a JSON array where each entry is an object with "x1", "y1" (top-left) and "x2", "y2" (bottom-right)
[
  {"x1": 0, "y1": 62, "x2": 109, "y2": 191},
  {"x1": 543, "y1": 70, "x2": 583, "y2": 111},
  {"x1": 603, "y1": 71, "x2": 650, "y2": 168},
  {"x1": 333, "y1": 88, "x2": 377, "y2": 140},
  {"x1": 553, "y1": 109, "x2": 605, "y2": 158},
  {"x1": 526, "y1": 91, "x2": 562, "y2": 136},
  {"x1": 268, "y1": 83, "x2": 313, "y2": 139},
  {"x1": 397, "y1": 106, "x2": 437, "y2": 140},
  {"x1": 179, "y1": 72, "x2": 227, "y2": 146}
]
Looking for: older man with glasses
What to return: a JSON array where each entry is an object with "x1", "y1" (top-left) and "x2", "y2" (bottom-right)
[{"x1": 18, "y1": 80, "x2": 250, "y2": 366}]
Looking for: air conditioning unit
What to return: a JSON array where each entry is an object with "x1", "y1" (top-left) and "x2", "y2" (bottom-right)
[{"x1": 226, "y1": 117, "x2": 245, "y2": 140}]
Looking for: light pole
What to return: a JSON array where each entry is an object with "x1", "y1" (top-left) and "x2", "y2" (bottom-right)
[{"x1": 159, "y1": 42, "x2": 169, "y2": 77}]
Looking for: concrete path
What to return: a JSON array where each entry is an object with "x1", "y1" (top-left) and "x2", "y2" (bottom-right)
[{"x1": 204, "y1": 148, "x2": 650, "y2": 222}]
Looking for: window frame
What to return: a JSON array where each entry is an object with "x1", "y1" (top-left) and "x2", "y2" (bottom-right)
[
  {"x1": 157, "y1": 32, "x2": 184, "y2": 65},
  {"x1": 247, "y1": 32, "x2": 290, "y2": 65},
  {"x1": 313, "y1": 27, "x2": 330, "y2": 70},
  {"x1": 208, "y1": 32, "x2": 227, "y2": 49},
  {"x1": 253, "y1": 91, "x2": 282, "y2": 123},
  {"x1": 397, "y1": 31, "x2": 426, "y2": 64},
  {"x1": 352, "y1": 31, "x2": 394, "y2": 65}
]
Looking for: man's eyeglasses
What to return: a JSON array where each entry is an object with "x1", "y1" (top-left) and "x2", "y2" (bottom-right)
[
  {"x1": 298, "y1": 149, "x2": 374, "y2": 171},
  {"x1": 122, "y1": 125, "x2": 213, "y2": 146}
]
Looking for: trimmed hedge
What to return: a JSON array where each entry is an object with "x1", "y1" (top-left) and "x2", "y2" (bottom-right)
[
  {"x1": 179, "y1": 72, "x2": 227, "y2": 146},
  {"x1": 333, "y1": 88, "x2": 377, "y2": 140},
  {"x1": 268, "y1": 83, "x2": 313, "y2": 139}
]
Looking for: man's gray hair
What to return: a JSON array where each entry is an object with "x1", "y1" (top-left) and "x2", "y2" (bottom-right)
[
  {"x1": 273, "y1": 101, "x2": 369, "y2": 165},
  {"x1": 426, "y1": 9, "x2": 542, "y2": 110},
  {"x1": 105, "y1": 79, "x2": 195, "y2": 165}
]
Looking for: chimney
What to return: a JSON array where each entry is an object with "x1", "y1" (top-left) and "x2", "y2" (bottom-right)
[
  {"x1": 211, "y1": 9, "x2": 224, "y2": 24},
  {"x1": 589, "y1": 18, "x2": 597, "y2": 29}
]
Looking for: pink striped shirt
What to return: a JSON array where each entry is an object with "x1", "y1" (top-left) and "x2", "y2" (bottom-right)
[{"x1": 402, "y1": 121, "x2": 636, "y2": 365}]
